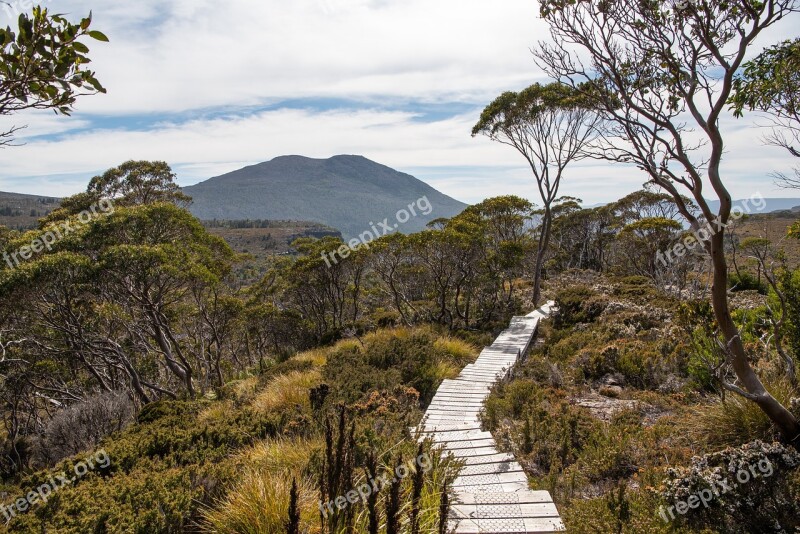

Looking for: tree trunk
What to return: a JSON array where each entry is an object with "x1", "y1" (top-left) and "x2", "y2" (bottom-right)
[
  {"x1": 532, "y1": 208, "x2": 553, "y2": 307},
  {"x1": 709, "y1": 232, "x2": 800, "y2": 447}
]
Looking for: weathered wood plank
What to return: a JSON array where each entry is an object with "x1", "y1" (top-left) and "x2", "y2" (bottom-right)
[{"x1": 417, "y1": 303, "x2": 563, "y2": 533}]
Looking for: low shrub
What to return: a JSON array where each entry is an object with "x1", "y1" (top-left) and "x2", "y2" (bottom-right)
[
  {"x1": 554, "y1": 286, "x2": 607, "y2": 328},
  {"x1": 728, "y1": 271, "x2": 768, "y2": 294},
  {"x1": 37, "y1": 390, "x2": 135, "y2": 466},
  {"x1": 660, "y1": 440, "x2": 800, "y2": 532}
]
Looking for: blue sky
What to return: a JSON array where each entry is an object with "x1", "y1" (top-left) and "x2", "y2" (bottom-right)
[{"x1": 0, "y1": 0, "x2": 798, "y2": 205}]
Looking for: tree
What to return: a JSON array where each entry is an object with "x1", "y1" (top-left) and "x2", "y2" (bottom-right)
[
  {"x1": 86, "y1": 160, "x2": 192, "y2": 208},
  {"x1": 0, "y1": 6, "x2": 107, "y2": 146},
  {"x1": 536, "y1": 0, "x2": 800, "y2": 445},
  {"x1": 731, "y1": 38, "x2": 800, "y2": 188},
  {"x1": 472, "y1": 82, "x2": 602, "y2": 306}
]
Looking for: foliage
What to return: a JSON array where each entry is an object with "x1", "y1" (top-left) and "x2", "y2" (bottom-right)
[
  {"x1": 553, "y1": 285, "x2": 607, "y2": 328},
  {"x1": 730, "y1": 37, "x2": 800, "y2": 122},
  {"x1": 660, "y1": 440, "x2": 800, "y2": 532},
  {"x1": 728, "y1": 271, "x2": 768, "y2": 294},
  {"x1": 0, "y1": 7, "x2": 107, "y2": 146},
  {"x1": 323, "y1": 327, "x2": 476, "y2": 407}
]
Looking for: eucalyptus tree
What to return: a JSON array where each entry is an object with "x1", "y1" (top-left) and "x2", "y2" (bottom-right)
[
  {"x1": 731, "y1": 38, "x2": 800, "y2": 188},
  {"x1": 472, "y1": 83, "x2": 602, "y2": 305},
  {"x1": 0, "y1": 7, "x2": 107, "y2": 146},
  {"x1": 368, "y1": 233, "x2": 421, "y2": 326},
  {"x1": 536, "y1": 0, "x2": 800, "y2": 443}
]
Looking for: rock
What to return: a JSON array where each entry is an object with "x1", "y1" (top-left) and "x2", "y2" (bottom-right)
[{"x1": 601, "y1": 373, "x2": 626, "y2": 387}]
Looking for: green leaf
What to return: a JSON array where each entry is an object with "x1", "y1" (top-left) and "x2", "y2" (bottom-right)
[
  {"x1": 87, "y1": 30, "x2": 109, "y2": 42},
  {"x1": 72, "y1": 41, "x2": 89, "y2": 54}
]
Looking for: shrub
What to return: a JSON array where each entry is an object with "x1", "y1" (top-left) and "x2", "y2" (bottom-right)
[
  {"x1": 728, "y1": 271, "x2": 768, "y2": 294},
  {"x1": 323, "y1": 327, "x2": 476, "y2": 407},
  {"x1": 554, "y1": 286, "x2": 606, "y2": 328},
  {"x1": 38, "y1": 391, "x2": 135, "y2": 465},
  {"x1": 660, "y1": 440, "x2": 800, "y2": 532}
]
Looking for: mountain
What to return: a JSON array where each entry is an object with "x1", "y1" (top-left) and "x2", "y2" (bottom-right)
[{"x1": 182, "y1": 155, "x2": 468, "y2": 238}]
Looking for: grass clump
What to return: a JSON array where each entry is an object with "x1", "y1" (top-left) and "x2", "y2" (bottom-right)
[{"x1": 252, "y1": 370, "x2": 322, "y2": 414}]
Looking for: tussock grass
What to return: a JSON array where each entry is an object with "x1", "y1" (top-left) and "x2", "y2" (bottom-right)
[
  {"x1": 434, "y1": 336, "x2": 478, "y2": 364},
  {"x1": 245, "y1": 438, "x2": 321, "y2": 473},
  {"x1": 685, "y1": 378, "x2": 797, "y2": 449},
  {"x1": 252, "y1": 370, "x2": 322, "y2": 414},
  {"x1": 203, "y1": 470, "x2": 320, "y2": 534},
  {"x1": 203, "y1": 438, "x2": 322, "y2": 534},
  {"x1": 198, "y1": 400, "x2": 234, "y2": 424},
  {"x1": 432, "y1": 360, "x2": 461, "y2": 381},
  {"x1": 227, "y1": 376, "x2": 260, "y2": 405},
  {"x1": 293, "y1": 347, "x2": 328, "y2": 367}
]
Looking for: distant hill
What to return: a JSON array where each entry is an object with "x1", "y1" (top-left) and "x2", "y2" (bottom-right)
[
  {"x1": 0, "y1": 191, "x2": 60, "y2": 230},
  {"x1": 587, "y1": 197, "x2": 800, "y2": 213},
  {"x1": 182, "y1": 155, "x2": 468, "y2": 239},
  {"x1": 707, "y1": 198, "x2": 800, "y2": 214}
]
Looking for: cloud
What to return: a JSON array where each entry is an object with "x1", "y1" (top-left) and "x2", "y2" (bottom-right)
[{"x1": 0, "y1": 0, "x2": 797, "y2": 206}]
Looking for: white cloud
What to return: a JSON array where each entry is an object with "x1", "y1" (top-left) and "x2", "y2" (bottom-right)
[
  {"x1": 1, "y1": 105, "x2": 795, "y2": 206},
  {"x1": 0, "y1": 0, "x2": 797, "y2": 206}
]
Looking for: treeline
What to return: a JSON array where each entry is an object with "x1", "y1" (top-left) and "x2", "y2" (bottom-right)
[
  {"x1": 202, "y1": 218, "x2": 337, "y2": 231},
  {"x1": 0, "y1": 161, "x2": 785, "y2": 476}
]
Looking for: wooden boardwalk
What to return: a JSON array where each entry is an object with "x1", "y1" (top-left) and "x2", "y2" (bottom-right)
[{"x1": 419, "y1": 303, "x2": 565, "y2": 533}]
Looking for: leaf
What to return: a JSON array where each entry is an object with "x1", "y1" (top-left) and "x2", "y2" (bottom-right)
[
  {"x1": 72, "y1": 41, "x2": 89, "y2": 54},
  {"x1": 87, "y1": 30, "x2": 109, "y2": 42}
]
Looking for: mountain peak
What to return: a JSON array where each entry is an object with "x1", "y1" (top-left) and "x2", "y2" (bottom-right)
[{"x1": 183, "y1": 156, "x2": 467, "y2": 238}]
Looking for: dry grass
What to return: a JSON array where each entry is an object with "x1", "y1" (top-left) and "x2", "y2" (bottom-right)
[
  {"x1": 203, "y1": 470, "x2": 320, "y2": 534},
  {"x1": 434, "y1": 336, "x2": 478, "y2": 364},
  {"x1": 252, "y1": 370, "x2": 322, "y2": 414},
  {"x1": 227, "y1": 376, "x2": 260, "y2": 405},
  {"x1": 293, "y1": 347, "x2": 329, "y2": 367},
  {"x1": 244, "y1": 438, "x2": 321, "y2": 473},
  {"x1": 685, "y1": 377, "x2": 798, "y2": 449},
  {"x1": 203, "y1": 438, "x2": 322, "y2": 534},
  {"x1": 432, "y1": 360, "x2": 461, "y2": 381},
  {"x1": 198, "y1": 400, "x2": 234, "y2": 424}
]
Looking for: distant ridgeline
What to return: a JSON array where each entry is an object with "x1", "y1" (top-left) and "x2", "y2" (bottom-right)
[
  {"x1": 182, "y1": 155, "x2": 468, "y2": 239},
  {"x1": 202, "y1": 218, "x2": 340, "y2": 234},
  {"x1": 0, "y1": 192, "x2": 60, "y2": 230}
]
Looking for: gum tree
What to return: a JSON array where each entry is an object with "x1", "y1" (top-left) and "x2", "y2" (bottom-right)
[
  {"x1": 731, "y1": 37, "x2": 800, "y2": 188},
  {"x1": 472, "y1": 83, "x2": 602, "y2": 306},
  {"x1": 536, "y1": 0, "x2": 800, "y2": 444},
  {"x1": 0, "y1": 6, "x2": 107, "y2": 146}
]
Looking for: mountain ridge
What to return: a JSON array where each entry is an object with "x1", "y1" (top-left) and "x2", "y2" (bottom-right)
[{"x1": 182, "y1": 155, "x2": 468, "y2": 238}]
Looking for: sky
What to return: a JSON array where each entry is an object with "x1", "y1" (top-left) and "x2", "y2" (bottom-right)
[{"x1": 0, "y1": 0, "x2": 798, "y2": 206}]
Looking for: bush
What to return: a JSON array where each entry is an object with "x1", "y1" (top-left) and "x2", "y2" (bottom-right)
[
  {"x1": 554, "y1": 286, "x2": 607, "y2": 328},
  {"x1": 323, "y1": 327, "x2": 476, "y2": 407},
  {"x1": 728, "y1": 271, "x2": 768, "y2": 294},
  {"x1": 38, "y1": 391, "x2": 135, "y2": 465},
  {"x1": 660, "y1": 440, "x2": 800, "y2": 532}
]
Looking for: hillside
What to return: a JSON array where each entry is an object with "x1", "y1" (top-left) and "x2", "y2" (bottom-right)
[
  {"x1": 734, "y1": 210, "x2": 800, "y2": 265},
  {"x1": 182, "y1": 155, "x2": 468, "y2": 238},
  {"x1": 0, "y1": 192, "x2": 60, "y2": 230}
]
